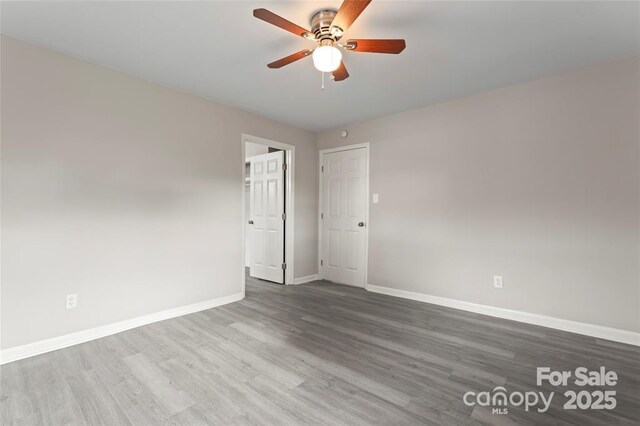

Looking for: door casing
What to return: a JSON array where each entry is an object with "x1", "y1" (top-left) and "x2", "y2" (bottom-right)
[
  {"x1": 318, "y1": 143, "x2": 370, "y2": 287},
  {"x1": 241, "y1": 134, "x2": 295, "y2": 292}
]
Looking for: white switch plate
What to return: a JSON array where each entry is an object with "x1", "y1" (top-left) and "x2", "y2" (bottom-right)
[
  {"x1": 493, "y1": 276, "x2": 503, "y2": 289},
  {"x1": 372, "y1": 193, "x2": 379, "y2": 204},
  {"x1": 66, "y1": 294, "x2": 78, "y2": 309}
]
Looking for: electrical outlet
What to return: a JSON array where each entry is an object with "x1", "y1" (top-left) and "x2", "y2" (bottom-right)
[
  {"x1": 66, "y1": 294, "x2": 78, "y2": 310},
  {"x1": 493, "y1": 276, "x2": 503, "y2": 289}
]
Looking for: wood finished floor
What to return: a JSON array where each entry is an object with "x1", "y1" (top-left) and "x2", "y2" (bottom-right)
[{"x1": 2, "y1": 274, "x2": 639, "y2": 425}]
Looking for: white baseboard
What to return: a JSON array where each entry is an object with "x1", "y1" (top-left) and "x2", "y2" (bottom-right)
[
  {"x1": 292, "y1": 274, "x2": 319, "y2": 285},
  {"x1": 365, "y1": 284, "x2": 640, "y2": 347},
  {"x1": 0, "y1": 292, "x2": 244, "y2": 365}
]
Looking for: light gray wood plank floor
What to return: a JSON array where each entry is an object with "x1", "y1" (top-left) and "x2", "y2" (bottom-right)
[{"x1": 2, "y1": 273, "x2": 639, "y2": 425}]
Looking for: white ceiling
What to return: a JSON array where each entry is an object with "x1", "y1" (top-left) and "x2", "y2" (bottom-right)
[{"x1": 2, "y1": 1, "x2": 639, "y2": 131}]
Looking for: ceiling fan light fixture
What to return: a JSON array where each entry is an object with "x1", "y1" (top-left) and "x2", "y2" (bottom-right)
[
  {"x1": 254, "y1": 1, "x2": 406, "y2": 83},
  {"x1": 312, "y1": 44, "x2": 342, "y2": 73}
]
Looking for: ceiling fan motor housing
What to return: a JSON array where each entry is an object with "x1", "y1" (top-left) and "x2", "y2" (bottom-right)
[{"x1": 310, "y1": 9, "x2": 342, "y2": 42}]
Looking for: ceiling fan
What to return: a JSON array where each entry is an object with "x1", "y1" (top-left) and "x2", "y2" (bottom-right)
[{"x1": 253, "y1": 0, "x2": 406, "y2": 83}]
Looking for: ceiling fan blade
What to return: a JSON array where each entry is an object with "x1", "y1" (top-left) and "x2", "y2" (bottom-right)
[
  {"x1": 345, "y1": 39, "x2": 406, "y2": 54},
  {"x1": 267, "y1": 50, "x2": 313, "y2": 69},
  {"x1": 331, "y1": 0, "x2": 372, "y2": 34},
  {"x1": 253, "y1": 9, "x2": 314, "y2": 39},
  {"x1": 332, "y1": 61, "x2": 350, "y2": 81}
]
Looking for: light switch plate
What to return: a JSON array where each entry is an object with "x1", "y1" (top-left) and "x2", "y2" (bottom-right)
[
  {"x1": 493, "y1": 276, "x2": 503, "y2": 289},
  {"x1": 372, "y1": 193, "x2": 379, "y2": 204},
  {"x1": 66, "y1": 294, "x2": 78, "y2": 309}
]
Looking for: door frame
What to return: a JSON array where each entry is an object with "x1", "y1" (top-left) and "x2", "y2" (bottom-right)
[
  {"x1": 317, "y1": 143, "x2": 370, "y2": 287},
  {"x1": 241, "y1": 134, "x2": 295, "y2": 291}
]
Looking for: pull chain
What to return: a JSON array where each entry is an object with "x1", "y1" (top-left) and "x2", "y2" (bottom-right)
[{"x1": 321, "y1": 72, "x2": 325, "y2": 90}]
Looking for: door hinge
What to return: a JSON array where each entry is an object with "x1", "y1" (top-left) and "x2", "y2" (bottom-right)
[
  {"x1": 320, "y1": 259, "x2": 323, "y2": 266},
  {"x1": 282, "y1": 213, "x2": 286, "y2": 220},
  {"x1": 283, "y1": 164, "x2": 288, "y2": 171},
  {"x1": 321, "y1": 165, "x2": 324, "y2": 172},
  {"x1": 282, "y1": 263, "x2": 287, "y2": 270},
  {"x1": 321, "y1": 212, "x2": 323, "y2": 219}
]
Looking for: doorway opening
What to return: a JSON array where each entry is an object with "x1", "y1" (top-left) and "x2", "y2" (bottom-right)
[{"x1": 242, "y1": 134, "x2": 295, "y2": 293}]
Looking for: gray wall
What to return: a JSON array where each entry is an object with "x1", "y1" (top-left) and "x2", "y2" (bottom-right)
[
  {"x1": 318, "y1": 57, "x2": 640, "y2": 333},
  {"x1": 2, "y1": 33, "x2": 638, "y2": 352},
  {"x1": 0, "y1": 36, "x2": 318, "y2": 349}
]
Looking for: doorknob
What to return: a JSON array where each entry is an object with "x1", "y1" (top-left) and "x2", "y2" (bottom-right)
[
  {"x1": 358, "y1": 222, "x2": 365, "y2": 227},
  {"x1": 248, "y1": 220, "x2": 254, "y2": 225}
]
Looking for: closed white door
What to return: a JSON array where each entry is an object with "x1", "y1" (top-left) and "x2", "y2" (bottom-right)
[
  {"x1": 249, "y1": 151, "x2": 285, "y2": 283},
  {"x1": 321, "y1": 148, "x2": 368, "y2": 287}
]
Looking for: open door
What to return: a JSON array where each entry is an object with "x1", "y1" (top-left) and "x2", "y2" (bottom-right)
[{"x1": 249, "y1": 151, "x2": 285, "y2": 283}]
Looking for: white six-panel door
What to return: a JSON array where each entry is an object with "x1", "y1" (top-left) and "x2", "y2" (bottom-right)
[
  {"x1": 249, "y1": 151, "x2": 285, "y2": 283},
  {"x1": 321, "y1": 148, "x2": 367, "y2": 287}
]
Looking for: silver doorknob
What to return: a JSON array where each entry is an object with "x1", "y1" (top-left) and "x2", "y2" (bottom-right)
[
  {"x1": 248, "y1": 220, "x2": 254, "y2": 225},
  {"x1": 358, "y1": 222, "x2": 365, "y2": 227}
]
